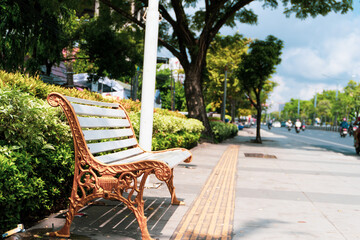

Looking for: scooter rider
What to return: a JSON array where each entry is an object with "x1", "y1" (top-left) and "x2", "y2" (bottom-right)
[
  {"x1": 286, "y1": 119, "x2": 292, "y2": 130},
  {"x1": 340, "y1": 118, "x2": 349, "y2": 132}
]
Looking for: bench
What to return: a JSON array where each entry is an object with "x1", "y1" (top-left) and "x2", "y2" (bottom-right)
[{"x1": 46, "y1": 92, "x2": 192, "y2": 240}]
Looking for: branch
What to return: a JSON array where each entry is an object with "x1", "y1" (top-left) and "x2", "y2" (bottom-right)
[
  {"x1": 158, "y1": 37, "x2": 189, "y2": 68},
  {"x1": 99, "y1": 0, "x2": 145, "y2": 28},
  {"x1": 63, "y1": 57, "x2": 92, "y2": 61},
  {"x1": 209, "y1": 0, "x2": 254, "y2": 39},
  {"x1": 170, "y1": 0, "x2": 196, "y2": 46}
]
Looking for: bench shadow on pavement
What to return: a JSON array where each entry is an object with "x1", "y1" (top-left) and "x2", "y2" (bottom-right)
[{"x1": 28, "y1": 197, "x2": 179, "y2": 240}]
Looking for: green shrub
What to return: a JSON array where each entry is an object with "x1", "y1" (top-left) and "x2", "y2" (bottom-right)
[
  {"x1": 154, "y1": 108, "x2": 186, "y2": 119},
  {"x1": 0, "y1": 71, "x2": 140, "y2": 113},
  {"x1": 210, "y1": 121, "x2": 238, "y2": 143},
  {"x1": 152, "y1": 131, "x2": 200, "y2": 150},
  {"x1": 129, "y1": 112, "x2": 204, "y2": 150},
  {"x1": 0, "y1": 89, "x2": 74, "y2": 231},
  {"x1": 0, "y1": 89, "x2": 72, "y2": 152}
]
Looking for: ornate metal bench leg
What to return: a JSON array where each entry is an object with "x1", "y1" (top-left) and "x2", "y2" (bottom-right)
[
  {"x1": 165, "y1": 169, "x2": 184, "y2": 205},
  {"x1": 47, "y1": 166, "x2": 84, "y2": 238},
  {"x1": 132, "y1": 203, "x2": 154, "y2": 240},
  {"x1": 47, "y1": 197, "x2": 79, "y2": 238},
  {"x1": 123, "y1": 171, "x2": 155, "y2": 240}
]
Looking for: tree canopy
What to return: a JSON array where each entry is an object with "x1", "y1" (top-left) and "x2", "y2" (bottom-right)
[
  {"x1": 204, "y1": 33, "x2": 250, "y2": 121},
  {"x1": 0, "y1": 0, "x2": 78, "y2": 75},
  {"x1": 280, "y1": 80, "x2": 360, "y2": 126}
]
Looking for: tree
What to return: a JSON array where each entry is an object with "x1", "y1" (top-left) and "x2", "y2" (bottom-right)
[
  {"x1": 73, "y1": 9, "x2": 144, "y2": 81},
  {"x1": 205, "y1": 33, "x2": 249, "y2": 122},
  {"x1": 155, "y1": 67, "x2": 186, "y2": 111},
  {"x1": 0, "y1": 0, "x2": 76, "y2": 75},
  {"x1": 235, "y1": 35, "x2": 283, "y2": 143},
  {"x1": 99, "y1": 0, "x2": 353, "y2": 139}
]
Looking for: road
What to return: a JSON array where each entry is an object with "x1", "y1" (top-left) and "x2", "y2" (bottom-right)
[{"x1": 264, "y1": 126, "x2": 356, "y2": 156}]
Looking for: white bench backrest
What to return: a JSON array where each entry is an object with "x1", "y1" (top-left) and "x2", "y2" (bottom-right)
[{"x1": 65, "y1": 96, "x2": 143, "y2": 163}]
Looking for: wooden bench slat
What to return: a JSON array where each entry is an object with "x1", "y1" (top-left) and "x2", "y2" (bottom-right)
[
  {"x1": 78, "y1": 117, "x2": 130, "y2": 128},
  {"x1": 111, "y1": 150, "x2": 191, "y2": 168},
  {"x1": 95, "y1": 147, "x2": 144, "y2": 164},
  {"x1": 65, "y1": 96, "x2": 119, "y2": 108},
  {"x1": 83, "y1": 129, "x2": 134, "y2": 141},
  {"x1": 72, "y1": 103, "x2": 126, "y2": 118},
  {"x1": 88, "y1": 138, "x2": 138, "y2": 154}
]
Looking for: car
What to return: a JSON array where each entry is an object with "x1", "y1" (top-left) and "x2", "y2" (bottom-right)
[
  {"x1": 281, "y1": 121, "x2": 286, "y2": 127},
  {"x1": 273, "y1": 121, "x2": 281, "y2": 127}
]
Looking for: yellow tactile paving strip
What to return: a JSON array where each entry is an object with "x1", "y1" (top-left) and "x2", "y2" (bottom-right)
[{"x1": 171, "y1": 145, "x2": 239, "y2": 240}]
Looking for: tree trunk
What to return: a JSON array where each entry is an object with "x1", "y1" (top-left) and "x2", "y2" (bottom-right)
[
  {"x1": 66, "y1": 62, "x2": 74, "y2": 87},
  {"x1": 45, "y1": 61, "x2": 52, "y2": 76},
  {"x1": 231, "y1": 98, "x2": 236, "y2": 123},
  {"x1": 255, "y1": 92, "x2": 262, "y2": 143},
  {"x1": 184, "y1": 67, "x2": 214, "y2": 141}
]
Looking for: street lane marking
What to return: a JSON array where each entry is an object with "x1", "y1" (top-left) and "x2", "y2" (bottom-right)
[{"x1": 171, "y1": 145, "x2": 239, "y2": 240}]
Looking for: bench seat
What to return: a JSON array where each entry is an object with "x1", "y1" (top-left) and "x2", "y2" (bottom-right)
[{"x1": 101, "y1": 148, "x2": 192, "y2": 168}]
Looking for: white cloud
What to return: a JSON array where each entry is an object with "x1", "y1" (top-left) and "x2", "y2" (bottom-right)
[
  {"x1": 268, "y1": 75, "x2": 339, "y2": 112},
  {"x1": 282, "y1": 31, "x2": 360, "y2": 81}
]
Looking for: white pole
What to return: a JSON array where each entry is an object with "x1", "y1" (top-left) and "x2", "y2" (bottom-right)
[{"x1": 139, "y1": 0, "x2": 160, "y2": 151}]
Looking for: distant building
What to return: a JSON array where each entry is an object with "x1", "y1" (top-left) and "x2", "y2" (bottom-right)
[
  {"x1": 73, "y1": 73, "x2": 131, "y2": 99},
  {"x1": 157, "y1": 57, "x2": 185, "y2": 83}
]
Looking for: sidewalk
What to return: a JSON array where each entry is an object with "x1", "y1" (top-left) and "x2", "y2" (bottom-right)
[{"x1": 20, "y1": 128, "x2": 360, "y2": 239}]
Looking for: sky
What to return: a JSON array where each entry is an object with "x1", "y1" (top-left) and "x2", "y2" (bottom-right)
[
  {"x1": 221, "y1": 1, "x2": 360, "y2": 112},
  {"x1": 158, "y1": 1, "x2": 360, "y2": 112}
]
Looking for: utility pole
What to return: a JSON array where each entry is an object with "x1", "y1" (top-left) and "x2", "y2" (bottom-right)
[
  {"x1": 139, "y1": 0, "x2": 160, "y2": 151},
  {"x1": 171, "y1": 71, "x2": 175, "y2": 111},
  {"x1": 297, "y1": 98, "x2": 300, "y2": 117},
  {"x1": 221, "y1": 66, "x2": 228, "y2": 122}
]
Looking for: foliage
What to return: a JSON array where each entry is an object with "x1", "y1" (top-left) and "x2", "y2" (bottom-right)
[
  {"x1": 155, "y1": 68, "x2": 187, "y2": 111},
  {"x1": 74, "y1": 13, "x2": 143, "y2": 80},
  {"x1": 129, "y1": 112, "x2": 204, "y2": 150},
  {"x1": 0, "y1": 89, "x2": 74, "y2": 231},
  {"x1": 0, "y1": 0, "x2": 77, "y2": 75},
  {"x1": 209, "y1": 122, "x2": 238, "y2": 143},
  {"x1": 238, "y1": 108, "x2": 254, "y2": 117},
  {"x1": 161, "y1": 81, "x2": 187, "y2": 111},
  {"x1": 0, "y1": 70, "x2": 140, "y2": 112},
  {"x1": 154, "y1": 108, "x2": 186, "y2": 118},
  {"x1": 280, "y1": 80, "x2": 360, "y2": 125},
  {"x1": 152, "y1": 131, "x2": 200, "y2": 151},
  {"x1": 236, "y1": 35, "x2": 283, "y2": 143},
  {"x1": 205, "y1": 34, "x2": 249, "y2": 119},
  {"x1": 0, "y1": 89, "x2": 72, "y2": 152}
]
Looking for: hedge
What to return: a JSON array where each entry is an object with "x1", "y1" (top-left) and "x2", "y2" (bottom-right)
[{"x1": 210, "y1": 121, "x2": 239, "y2": 143}]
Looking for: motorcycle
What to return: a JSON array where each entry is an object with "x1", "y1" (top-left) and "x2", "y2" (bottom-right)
[
  {"x1": 295, "y1": 122, "x2": 301, "y2": 133},
  {"x1": 301, "y1": 125, "x2": 306, "y2": 131},
  {"x1": 354, "y1": 127, "x2": 360, "y2": 154},
  {"x1": 349, "y1": 125, "x2": 357, "y2": 136},
  {"x1": 287, "y1": 125, "x2": 291, "y2": 131},
  {"x1": 340, "y1": 127, "x2": 348, "y2": 138}
]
